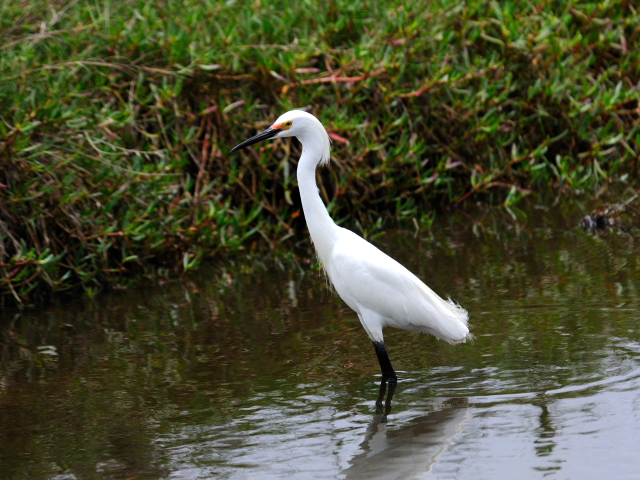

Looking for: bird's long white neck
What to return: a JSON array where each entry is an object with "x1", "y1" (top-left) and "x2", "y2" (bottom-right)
[{"x1": 296, "y1": 134, "x2": 338, "y2": 265}]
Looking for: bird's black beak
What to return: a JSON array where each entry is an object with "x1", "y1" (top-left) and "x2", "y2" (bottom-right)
[{"x1": 230, "y1": 126, "x2": 280, "y2": 153}]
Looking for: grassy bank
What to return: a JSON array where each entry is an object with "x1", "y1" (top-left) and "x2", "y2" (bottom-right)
[{"x1": 1, "y1": 0, "x2": 639, "y2": 306}]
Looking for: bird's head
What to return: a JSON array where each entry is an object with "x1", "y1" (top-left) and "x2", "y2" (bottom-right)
[{"x1": 231, "y1": 110, "x2": 331, "y2": 165}]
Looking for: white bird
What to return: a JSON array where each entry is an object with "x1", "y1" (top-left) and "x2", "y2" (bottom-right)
[{"x1": 231, "y1": 110, "x2": 470, "y2": 383}]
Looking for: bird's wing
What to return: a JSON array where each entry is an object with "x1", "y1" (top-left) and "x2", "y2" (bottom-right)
[
  {"x1": 328, "y1": 233, "x2": 435, "y2": 325},
  {"x1": 328, "y1": 229, "x2": 469, "y2": 343}
]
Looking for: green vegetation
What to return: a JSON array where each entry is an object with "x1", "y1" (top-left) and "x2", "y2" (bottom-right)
[{"x1": 1, "y1": 0, "x2": 639, "y2": 305}]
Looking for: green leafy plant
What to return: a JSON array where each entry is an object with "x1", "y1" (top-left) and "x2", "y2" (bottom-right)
[{"x1": 1, "y1": 0, "x2": 639, "y2": 305}]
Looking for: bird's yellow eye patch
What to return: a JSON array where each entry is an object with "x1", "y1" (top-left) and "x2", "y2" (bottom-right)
[
  {"x1": 277, "y1": 120, "x2": 293, "y2": 130},
  {"x1": 272, "y1": 120, "x2": 292, "y2": 131}
]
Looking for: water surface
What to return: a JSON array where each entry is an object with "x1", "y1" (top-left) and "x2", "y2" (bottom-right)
[{"x1": 1, "y1": 202, "x2": 639, "y2": 479}]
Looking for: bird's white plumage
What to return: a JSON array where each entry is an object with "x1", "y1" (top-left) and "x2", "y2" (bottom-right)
[
  {"x1": 266, "y1": 110, "x2": 469, "y2": 348},
  {"x1": 236, "y1": 110, "x2": 470, "y2": 370},
  {"x1": 327, "y1": 227, "x2": 469, "y2": 344}
]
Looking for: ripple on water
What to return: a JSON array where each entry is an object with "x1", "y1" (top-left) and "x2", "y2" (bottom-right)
[{"x1": 2, "y1": 204, "x2": 640, "y2": 480}]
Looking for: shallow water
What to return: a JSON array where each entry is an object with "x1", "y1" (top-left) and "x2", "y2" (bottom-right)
[{"x1": 1, "y1": 202, "x2": 640, "y2": 479}]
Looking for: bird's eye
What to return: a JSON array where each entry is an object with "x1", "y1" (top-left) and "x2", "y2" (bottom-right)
[{"x1": 283, "y1": 121, "x2": 293, "y2": 129}]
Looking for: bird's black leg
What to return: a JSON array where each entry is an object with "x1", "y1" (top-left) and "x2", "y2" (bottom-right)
[{"x1": 372, "y1": 341, "x2": 397, "y2": 384}]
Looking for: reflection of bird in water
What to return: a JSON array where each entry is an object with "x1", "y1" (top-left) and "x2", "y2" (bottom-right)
[
  {"x1": 343, "y1": 397, "x2": 470, "y2": 480},
  {"x1": 231, "y1": 111, "x2": 470, "y2": 383},
  {"x1": 375, "y1": 379, "x2": 397, "y2": 418}
]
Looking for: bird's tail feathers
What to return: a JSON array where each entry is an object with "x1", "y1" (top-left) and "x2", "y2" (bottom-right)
[
  {"x1": 443, "y1": 297, "x2": 472, "y2": 344},
  {"x1": 414, "y1": 282, "x2": 471, "y2": 344}
]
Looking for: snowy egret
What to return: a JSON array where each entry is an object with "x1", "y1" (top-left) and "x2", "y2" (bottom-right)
[{"x1": 231, "y1": 110, "x2": 470, "y2": 383}]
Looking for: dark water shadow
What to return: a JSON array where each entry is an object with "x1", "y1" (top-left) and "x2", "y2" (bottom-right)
[{"x1": 343, "y1": 392, "x2": 470, "y2": 479}]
